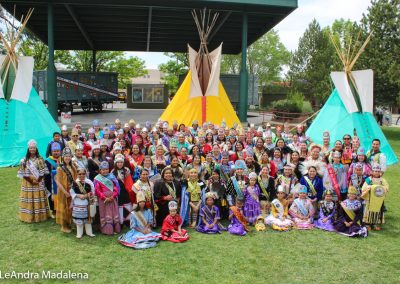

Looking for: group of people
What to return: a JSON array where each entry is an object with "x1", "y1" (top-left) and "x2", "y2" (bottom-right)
[{"x1": 18, "y1": 118, "x2": 390, "y2": 249}]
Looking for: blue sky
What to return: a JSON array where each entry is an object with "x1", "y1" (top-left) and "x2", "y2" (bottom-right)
[{"x1": 127, "y1": 0, "x2": 371, "y2": 69}]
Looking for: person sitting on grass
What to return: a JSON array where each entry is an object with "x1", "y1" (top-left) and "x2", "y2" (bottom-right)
[
  {"x1": 334, "y1": 186, "x2": 368, "y2": 238},
  {"x1": 264, "y1": 185, "x2": 293, "y2": 231},
  {"x1": 289, "y1": 185, "x2": 315, "y2": 230},
  {"x1": 314, "y1": 190, "x2": 336, "y2": 232},
  {"x1": 227, "y1": 196, "x2": 249, "y2": 236},
  {"x1": 118, "y1": 191, "x2": 161, "y2": 249},
  {"x1": 160, "y1": 201, "x2": 189, "y2": 243},
  {"x1": 196, "y1": 192, "x2": 224, "y2": 234}
]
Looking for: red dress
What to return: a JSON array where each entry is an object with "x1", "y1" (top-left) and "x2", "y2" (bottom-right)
[{"x1": 160, "y1": 214, "x2": 189, "y2": 243}]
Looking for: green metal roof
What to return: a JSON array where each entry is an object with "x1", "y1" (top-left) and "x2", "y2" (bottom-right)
[{"x1": 2, "y1": 0, "x2": 297, "y2": 54}]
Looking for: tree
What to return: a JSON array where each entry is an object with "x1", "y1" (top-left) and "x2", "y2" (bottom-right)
[
  {"x1": 158, "y1": 52, "x2": 188, "y2": 95},
  {"x1": 247, "y1": 30, "x2": 290, "y2": 86},
  {"x1": 360, "y1": 0, "x2": 400, "y2": 108},
  {"x1": 287, "y1": 19, "x2": 336, "y2": 104},
  {"x1": 220, "y1": 30, "x2": 290, "y2": 86},
  {"x1": 18, "y1": 35, "x2": 146, "y2": 88}
]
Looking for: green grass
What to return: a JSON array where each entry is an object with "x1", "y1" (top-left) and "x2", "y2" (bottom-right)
[{"x1": 0, "y1": 128, "x2": 399, "y2": 283}]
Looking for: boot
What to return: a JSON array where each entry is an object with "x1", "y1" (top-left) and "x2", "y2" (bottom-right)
[
  {"x1": 85, "y1": 223, "x2": 95, "y2": 237},
  {"x1": 76, "y1": 224, "x2": 84, "y2": 239}
]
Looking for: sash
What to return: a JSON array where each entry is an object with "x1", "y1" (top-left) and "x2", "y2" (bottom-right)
[
  {"x1": 202, "y1": 205, "x2": 216, "y2": 222},
  {"x1": 258, "y1": 176, "x2": 270, "y2": 199},
  {"x1": 248, "y1": 186, "x2": 259, "y2": 202},
  {"x1": 27, "y1": 159, "x2": 40, "y2": 180},
  {"x1": 60, "y1": 164, "x2": 75, "y2": 186},
  {"x1": 303, "y1": 176, "x2": 317, "y2": 196},
  {"x1": 294, "y1": 199, "x2": 309, "y2": 216},
  {"x1": 46, "y1": 157, "x2": 58, "y2": 169},
  {"x1": 230, "y1": 176, "x2": 244, "y2": 198},
  {"x1": 179, "y1": 185, "x2": 189, "y2": 224},
  {"x1": 341, "y1": 201, "x2": 356, "y2": 221},
  {"x1": 133, "y1": 211, "x2": 148, "y2": 228},
  {"x1": 165, "y1": 182, "x2": 176, "y2": 199},
  {"x1": 327, "y1": 164, "x2": 341, "y2": 200},
  {"x1": 94, "y1": 175, "x2": 114, "y2": 192},
  {"x1": 271, "y1": 199, "x2": 284, "y2": 217},
  {"x1": 230, "y1": 206, "x2": 249, "y2": 232}
]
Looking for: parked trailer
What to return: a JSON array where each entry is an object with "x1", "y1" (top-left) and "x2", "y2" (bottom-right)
[{"x1": 33, "y1": 71, "x2": 119, "y2": 113}]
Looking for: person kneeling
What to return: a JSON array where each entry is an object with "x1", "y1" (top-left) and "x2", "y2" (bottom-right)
[
  {"x1": 196, "y1": 192, "x2": 224, "y2": 234},
  {"x1": 161, "y1": 201, "x2": 189, "y2": 243},
  {"x1": 118, "y1": 191, "x2": 161, "y2": 249}
]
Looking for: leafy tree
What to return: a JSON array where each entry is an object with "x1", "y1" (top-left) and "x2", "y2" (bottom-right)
[
  {"x1": 158, "y1": 52, "x2": 188, "y2": 95},
  {"x1": 360, "y1": 0, "x2": 400, "y2": 108},
  {"x1": 220, "y1": 30, "x2": 290, "y2": 86},
  {"x1": 287, "y1": 19, "x2": 336, "y2": 105}
]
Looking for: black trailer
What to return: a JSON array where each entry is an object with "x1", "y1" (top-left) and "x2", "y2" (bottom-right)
[{"x1": 33, "y1": 71, "x2": 118, "y2": 113}]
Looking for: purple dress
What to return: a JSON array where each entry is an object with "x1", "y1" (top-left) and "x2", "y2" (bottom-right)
[
  {"x1": 243, "y1": 185, "x2": 261, "y2": 224},
  {"x1": 228, "y1": 208, "x2": 247, "y2": 236},
  {"x1": 196, "y1": 205, "x2": 222, "y2": 234},
  {"x1": 314, "y1": 201, "x2": 336, "y2": 231}
]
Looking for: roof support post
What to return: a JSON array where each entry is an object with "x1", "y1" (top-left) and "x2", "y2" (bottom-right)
[
  {"x1": 92, "y1": 50, "x2": 96, "y2": 72},
  {"x1": 146, "y1": 7, "x2": 152, "y2": 51},
  {"x1": 238, "y1": 12, "x2": 248, "y2": 123},
  {"x1": 47, "y1": 2, "x2": 58, "y2": 121}
]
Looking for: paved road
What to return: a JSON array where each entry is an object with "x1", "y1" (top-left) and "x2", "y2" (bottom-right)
[
  {"x1": 59, "y1": 105, "x2": 264, "y2": 128},
  {"x1": 58, "y1": 103, "x2": 400, "y2": 129}
]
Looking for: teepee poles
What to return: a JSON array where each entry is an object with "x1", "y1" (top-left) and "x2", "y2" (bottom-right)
[{"x1": 0, "y1": 6, "x2": 34, "y2": 100}]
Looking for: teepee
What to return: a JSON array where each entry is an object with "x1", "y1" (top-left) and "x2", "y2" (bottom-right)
[
  {"x1": 160, "y1": 9, "x2": 241, "y2": 127},
  {"x1": 0, "y1": 8, "x2": 60, "y2": 167},
  {"x1": 306, "y1": 32, "x2": 398, "y2": 165}
]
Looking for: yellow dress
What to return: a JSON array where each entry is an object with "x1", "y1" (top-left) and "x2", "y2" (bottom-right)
[{"x1": 56, "y1": 164, "x2": 77, "y2": 226}]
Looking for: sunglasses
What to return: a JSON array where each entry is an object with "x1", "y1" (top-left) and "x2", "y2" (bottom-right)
[{"x1": 72, "y1": 135, "x2": 79, "y2": 137}]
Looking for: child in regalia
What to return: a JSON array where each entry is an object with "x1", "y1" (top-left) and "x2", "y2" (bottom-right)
[
  {"x1": 243, "y1": 172, "x2": 261, "y2": 225},
  {"x1": 323, "y1": 151, "x2": 347, "y2": 200},
  {"x1": 161, "y1": 201, "x2": 189, "y2": 243},
  {"x1": 347, "y1": 163, "x2": 366, "y2": 195},
  {"x1": 196, "y1": 192, "x2": 224, "y2": 234},
  {"x1": 314, "y1": 190, "x2": 336, "y2": 232},
  {"x1": 334, "y1": 186, "x2": 368, "y2": 237},
  {"x1": 289, "y1": 185, "x2": 315, "y2": 229},
  {"x1": 264, "y1": 186, "x2": 293, "y2": 231},
  {"x1": 361, "y1": 164, "x2": 388, "y2": 231},
  {"x1": 227, "y1": 196, "x2": 249, "y2": 236}
]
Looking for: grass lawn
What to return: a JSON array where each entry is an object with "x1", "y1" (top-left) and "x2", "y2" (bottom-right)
[{"x1": 0, "y1": 127, "x2": 399, "y2": 283}]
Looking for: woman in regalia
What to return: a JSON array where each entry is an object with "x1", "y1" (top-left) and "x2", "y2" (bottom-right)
[
  {"x1": 18, "y1": 140, "x2": 50, "y2": 223},
  {"x1": 334, "y1": 186, "x2": 368, "y2": 237},
  {"x1": 118, "y1": 191, "x2": 161, "y2": 249},
  {"x1": 111, "y1": 154, "x2": 135, "y2": 227},
  {"x1": 94, "y1": 161, "x2": 121, "y2": 235},
  {"x1": 206, "y1": 169, "x2": 228, "y2": 219},
  {"x1": 153, "y1": 167, "x2": 182, "y2": 226},
  {"x1": 196, "y1": 192, "x2": 224, "y2": 234},
  {"x1": 264, "y1": 185, "x2": 293, "y2": 231},
  {"x1": 289, "y1": 185, "x2": 315, "y2": 229},
  {"x1": 56, "y1": 147, "x2": 77, "y2": 233},
  {"x1": 132, "y1": 168, "x2": 156, "y2": 226},
  {"x1": 314, "y1": 190, "x2": 336, "y2": 232}
]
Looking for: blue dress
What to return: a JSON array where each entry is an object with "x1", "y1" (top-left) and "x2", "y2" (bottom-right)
[{"x1": 118, "y1": 209, "x2": 161, "y2": 249}]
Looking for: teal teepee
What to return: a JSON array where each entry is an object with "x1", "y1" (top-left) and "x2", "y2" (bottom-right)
[
  {"x1": 0, "y1": 8, "x2": 59, "y2": 167},
  {"x1": 307, "y1": 33, "x2": 398, "y2": 166}
]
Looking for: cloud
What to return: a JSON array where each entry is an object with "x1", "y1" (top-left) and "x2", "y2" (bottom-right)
[{"x1": 275, "y1": 0, "x2": 371, "y2": 51}]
